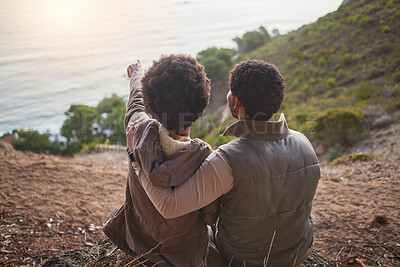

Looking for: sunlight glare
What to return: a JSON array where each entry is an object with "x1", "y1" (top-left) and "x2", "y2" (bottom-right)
[{"x1": 38, "y1": 0, "x2": 95, "y2": 33}]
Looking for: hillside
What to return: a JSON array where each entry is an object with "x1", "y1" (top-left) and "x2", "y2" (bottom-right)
[
  {"x1": 1, "y1": 1, "x2": 400, "y2": 266},
  {"x1": 1, "y1": 143, "x2": 399, "y2": 266},
  {"x1": 195, "y1": 0, "x2": 400, "y2": 153}
]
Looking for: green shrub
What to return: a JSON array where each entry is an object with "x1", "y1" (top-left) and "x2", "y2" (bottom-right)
[
  {"x1": 386, "y1": 0, "x2": 395, "y2": 8},
  {"x1": 327, "y1": 78, "x2": 336, "y2": 87},
  {"x1": 384, "y1": 97, "x2": 400, "y2": 112},
  {"x1": 312, "y1": 108, "x2": 365, "y2": 148},
  {"x1": 83, "y1": 139, "x2": 102, "y2": 153},
  {"x1": 214, "y1": 135, "x2": 230, "y2": 148},
  {"x1": 317, "y1": 56, "x2": 327, "y2": 66},
  {"x1": 330, "y1": 153, "x2": 373, "y2": 165},
  {"x1": 370, "y1": 42, "x2": 393, "y2": 56},
  {"x1": 359, "y1": 16, "x2": 374, "y2": 27},
  {"x1": 288, "y1": 79, "x2": 299, "y2": 91},
  {"x1": 327, "y1": 144, "x2": 344, "y2": 162},
  {"x1": 341, "y1": 44, "x2": 349, "y2": 53},
  {"x1": 337, "y1": 69, "x2": 345, "y2": 77},
  {"x1": 348, "y1": 82, "x2": 381, "y2": 101},
  {"x1": 12, "y1": 130, "x2": 62, "y2": 154},
  {"x1": 382, "y1": 25, "x2": 390, "y2": 33},
  {"x1": 390, "y1": 71, "x2": 400, "y2": 83},
  {"x1": 346, "y1": 15, "x2": 360, "y2": 24},
  {"x1": 300, "y1": 85, "x2": 314, "y2": 95},
  {"x1": 366, "y1": 4, "x2": 381, "y2": 15}
]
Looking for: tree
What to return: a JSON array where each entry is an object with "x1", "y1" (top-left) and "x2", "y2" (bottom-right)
[
  {"x1": 97, "y1": 93, "x2": 125, "y2": 114},
  {"x1": 96, "y1": 94, "x2": 126, "y2": 145},
  {"x1": 197, "y1": 47, "x2": 235, "y2": 84},
  {"x1": 272, "y1": 28, "x2": 281, "y2": 38},
  {"x1": 259, "y1": 26, "x2": 272, "y2": 42},
  {"x1": 61, "y1": 104, "x2": 99, "y2": 145},
  {"x1": 233, "y1": 26, "x2": 272, "y2": 55}
]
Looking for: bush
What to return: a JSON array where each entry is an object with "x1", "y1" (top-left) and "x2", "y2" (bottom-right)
[
  {"x1": 214, "y1": 135, "x2": 230, "y2": 148},
  {"x1": 337, "y1": 69, "x2": 345, "y2": 77},
  {"x1": 384, "y1": 98, "x2": 400, "y2": 112},
  {"x1": 12, "y1": 130, "x2": 62, "y2": 154},
  {"x1": 370, "y1": 41, "x2": 393, "y2": 56},
  {"x1": 317, "y1": 56, "x2": 328, "y2": 66},
  {"x1": 366, "y1": 4, "x2": 381, "y2": 15},
  {"x1": 348, "y1": 81, "x2": 381, "y2": 101},
  {"x1": 327, "y1": 144, "x2": 344, "y2": 162},
  {"x1": 330, "y1": 153, "x2": 373, "y2": 165},
  {"x1": 312, "y1": 108, "x2": 365, "y2": 148},
  {"x1": 381, "y1": 25, "x2": 390, "y2": 34},
  {"x1": 359, "y1": 16, "x2": 374, "y2": 27},
  {"x1": 390, "y1": 71, "x2": 400, "y2": 83},
  {"x1": 83, "y1": 139, "x2": 102, "y2": 153},
  {"x1": 345, "y1": 14, "x2": 360, "y2": 24},
  {"x1": 327, "y1": 78, "x2": 336, "y2": 87}
]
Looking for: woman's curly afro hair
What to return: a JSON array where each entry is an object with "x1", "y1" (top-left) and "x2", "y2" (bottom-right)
[
  {"x1": 229, "y1": 59, "x2": 285, "y2": 121},
  {"x1": 142, "y1": 54, "x2": 211, "y2": 132}
]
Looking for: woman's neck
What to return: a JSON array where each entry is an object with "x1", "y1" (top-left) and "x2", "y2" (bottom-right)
[{"x1": 168, "y1": 126, "x2": 191, "y2": 141}]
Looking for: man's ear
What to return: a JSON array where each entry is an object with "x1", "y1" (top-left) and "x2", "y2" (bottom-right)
[{"x1": 234, "y1": 97, "x2": 242, "y2": 108}]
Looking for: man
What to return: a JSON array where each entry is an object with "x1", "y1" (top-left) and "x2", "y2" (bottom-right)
[
  {"x1": 134, "y1": 59, "x2": 320, "y2": 266},
  {"x1": 103, "y1": 55, "x2": 223, "y2": 266}
]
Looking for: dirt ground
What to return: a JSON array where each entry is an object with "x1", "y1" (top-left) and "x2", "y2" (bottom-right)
[{"x1": 1, "y1": 125, "x2": 399, "y2": 266}]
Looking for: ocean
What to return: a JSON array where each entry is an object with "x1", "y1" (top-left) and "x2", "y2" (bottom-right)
[{"x1": 0, "y1": 0, "x2": 342, "y2": 135}]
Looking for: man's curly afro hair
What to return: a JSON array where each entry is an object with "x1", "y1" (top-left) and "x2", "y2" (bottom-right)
[
  {"x1": 141, "y1": 54, "x2": 211, "y2": 133},
  {"x1": 229, "y1": 59, "x2": 285, "y2": 121}
]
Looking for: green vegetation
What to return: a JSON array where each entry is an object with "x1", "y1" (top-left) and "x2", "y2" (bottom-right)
[
  {"x1": 60, "y1": 94, "x2": 126, "y2": 155},
  {"x1": 330, "y1": 152, "x2": 373, "y2": 165},
  {"x1": 196, "y1": 47, "x2": 235, "y2": 106},
  {"x1": 233, "y1": 26, "x2": 272, "y2": 55},
  {"x1": 190, "y1": 114, "x2": 235, "y2": 148},
  {"x1": 7, "y1": 94, "x2": 127, "y2": 156},
  {"x1": 96, "y1": 94, "x2": 126, "y2": 144},
  {"x1": 7, "y1": 0, "x2": 400, "y2": 156},
  {"x1": 381, "y1": 25, "x2": 390, "y2": 33},
  {"x1": 12, "y1": 130, "x2": 62, "y2": 155},
  {"x1": 61, "y1": 105, "x2": 99, "y2": 145},
  {"x1": 313, "y1": 108, "x2": 365, "y2": 148},
  {"x1": 327, "y1": 144, "x2": 344, "y2": 162},
  {"x1": 194, "y1": 0, "x2": 400, "y2": 151}
]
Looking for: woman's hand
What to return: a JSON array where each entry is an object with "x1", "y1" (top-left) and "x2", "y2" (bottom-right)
[{"x1": 127, "y1": 60, "x2": 142, "y2": 78}]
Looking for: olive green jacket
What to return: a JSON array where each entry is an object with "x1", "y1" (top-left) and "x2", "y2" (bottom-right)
[{"x1": 216, "y1": 115, "x2": 320, "y2": 266}]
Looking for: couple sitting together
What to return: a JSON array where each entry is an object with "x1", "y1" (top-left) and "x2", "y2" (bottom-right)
[{"x1": 103, "y1": 54, "x2": 320, "y2": 267}]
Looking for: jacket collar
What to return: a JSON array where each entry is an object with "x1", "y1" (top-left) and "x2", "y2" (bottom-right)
[{"x1": 222, "y1": 113, "x2": 289, "y2": 141}]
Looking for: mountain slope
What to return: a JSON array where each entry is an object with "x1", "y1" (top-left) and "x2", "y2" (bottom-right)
[{"x1": 195, "y1": 0, "x2": 400, "y2": 151}]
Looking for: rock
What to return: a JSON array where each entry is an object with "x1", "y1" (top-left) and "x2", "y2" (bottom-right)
[
  {"x1": 374, "y1": 215, "x2": 388, "y2": 225},
  {"x1": 340, "y1": 0, "x2": 363, "y2": 6},
  {"x1": 0, "y1": 140, "x2": 15, "y2": 152},
  {"x1": 372, "y1": 115, "x2": 393, "y2": 129}
]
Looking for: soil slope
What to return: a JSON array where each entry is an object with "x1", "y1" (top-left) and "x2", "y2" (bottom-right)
[{"x1": 1, "y1": 142, "x2": 399, "y2": 266}]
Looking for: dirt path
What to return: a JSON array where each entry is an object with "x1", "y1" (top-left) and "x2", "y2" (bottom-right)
[
  {"x1": 314, "y1": 158, "x2": 400, "y2": 266},
  {"x1": 1, "y1": 147, "x2": 399, "y2": 266},
  {"x1": 0, "y1": 150, "x2": 127, "y2": 266}
]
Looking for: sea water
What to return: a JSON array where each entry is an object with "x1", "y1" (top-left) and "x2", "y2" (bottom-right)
[{"x1": 0, "y1": 0, "x2": 342, "y2": 135}]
